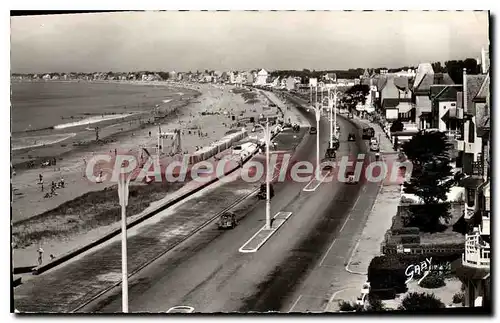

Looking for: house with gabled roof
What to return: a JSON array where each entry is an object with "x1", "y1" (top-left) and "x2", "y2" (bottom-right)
[
  {"x1": 413, "y1": 63, "x2": 454, "y2": 129},
  {"x1": 455, "y1": 72, "x2": 490, "y2": 309},
  {"x1": 429, "y1": 84, "x2": 463, "y2": 132}
]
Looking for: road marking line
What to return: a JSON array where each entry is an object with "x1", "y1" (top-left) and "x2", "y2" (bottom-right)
[
  {"x1": 319, "y1": 239, "x2": 337, "y2": 267},
  {"x1": 339, "y1": 184, "x2": 367, "y2": 233},
  {"x1": 239, "y1": 211, "x2": 293, "y2": 253},
  {"x1": 303, "y1": 173, "x2": 328, "y2": 192},
  {"x1": 344, "y1": 240, "x2": 366, "y2": 275},
  {"x1": 289, "y1": 295, "x2": 303, "y2": 312},
  {"x1": 325, "y1": 287, "x2": 357, "y2": 312}
]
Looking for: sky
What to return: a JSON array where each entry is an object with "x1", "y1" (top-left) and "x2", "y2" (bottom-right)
[{"x1": 10, "y1": 11, "x2": 489, "y2": 73}]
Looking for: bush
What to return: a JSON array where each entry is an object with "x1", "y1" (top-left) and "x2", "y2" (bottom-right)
[
  {"x1": 392, "y1": 227, "x2": 420, "y2": 235},
  {"x1": 398, "y1": 292, "x2": 445, "y2": 311},
  {"x1": 368, "y1": 256, "x2": 407, "y2": 292},
  {"x1": 407, "y1": 203, "x2": 450, "y2": 233},
  {"x1": 369, "y1": 288, "x2": 396, "y2": 301},
  {"x1": 366, "y1": 294, "x2": 386, "y2": 311},
  {"x1": 419, "y1": 273, "x2": 446, "y2": 289},
  {"x1": 338, "y1": 300, "x2": 362, "y2": 312},
  {"x1": 400, "y1": 234, "x2": 421, "y2": 244},
  {"x1": 452, "y1": 292, "x2": 465, "y2": 304}
]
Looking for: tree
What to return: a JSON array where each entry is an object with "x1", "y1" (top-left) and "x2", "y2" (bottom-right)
[
  {"x1": 344, "y1": 84, "x2": 370, "y2": 112},
  {"x1": 398, "y1": 292, "x2": 445, "y2": 311},
  {"x1": 402, "y1": 131, "x2": 454, "y2": 231},
  {"x1": 444, "y1": 58, "x2": 479, "y2": 84}
]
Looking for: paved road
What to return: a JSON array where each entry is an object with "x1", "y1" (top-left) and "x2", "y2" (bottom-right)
[{"x1": 79, "y1": 93, "x2": 380, "y2": 313}]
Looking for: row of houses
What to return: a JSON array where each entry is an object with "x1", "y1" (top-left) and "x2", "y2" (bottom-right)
[{"x1": 368, "y1": 49, "x2": 490, "y2": 308}]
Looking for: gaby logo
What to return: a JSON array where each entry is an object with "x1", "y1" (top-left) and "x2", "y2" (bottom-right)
[{"x1": 405, "y1": 257, "x2": 432, "y2": 284}]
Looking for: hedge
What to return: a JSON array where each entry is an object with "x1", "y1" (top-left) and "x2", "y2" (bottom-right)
[
  {"x1": 392, "y1": 227, "x2": 420, "y2": 235},
  {"x1": 419, "y1": 273, "x2": 446, "y2": 289},
  {"x1": 400, "y1": 234, "x2": 421, "y2": 244},
  {"x1": 369, "y1": 288, "x2": 396, "y2": 301},
  {"x1": 368, "y1": 255, "x2": 407, "y2": 292}
]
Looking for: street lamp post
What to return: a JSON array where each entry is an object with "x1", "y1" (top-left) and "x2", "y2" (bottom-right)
[
  {"x1": 328, "y1": 88, "x2": 333, "y2": 148},
  {"x1": 117, "y1": 167, "x2": 132, "y2": 313},
  {"x1": 311, "y1": 87, "x2": 323, "y2": 179},
  {"x1": 255, "y1": 118, "x2": 272, "y2": 229},
  {"x1": 334, "y1": 85, "x2": 338, "y2": 138}
]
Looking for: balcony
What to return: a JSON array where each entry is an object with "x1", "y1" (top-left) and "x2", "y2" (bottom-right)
[
  {"x1": 479, "y1": 210, "x2": 490, "y2": 236},
  {"x1": 462, "y1": 230, "x2": 491, "y2": 269}
]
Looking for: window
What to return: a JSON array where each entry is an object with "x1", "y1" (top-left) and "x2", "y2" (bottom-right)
[
  {"x1": 451, "y1": 103, "x2": 456, "y2": 106},
  {"x1": 467, "y1": 188, "x2": 476, "y2": 207},
  {"x1": 469, "y1": 120, "x2": 475, "y2": 143}
]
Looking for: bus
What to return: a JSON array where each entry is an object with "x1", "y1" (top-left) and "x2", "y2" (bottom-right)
[{"x1": 362, "y1": 126, "x2": 375, "y2": 140}]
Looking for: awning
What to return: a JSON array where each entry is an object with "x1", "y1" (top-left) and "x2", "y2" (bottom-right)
[{"x1": 397, "y1": 102, "x2": 414, "y2": 114}]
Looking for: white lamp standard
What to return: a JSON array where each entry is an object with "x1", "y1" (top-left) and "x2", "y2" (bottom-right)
[
  {"x1": 117, "y1": 165, "x2": 132, "y2": 313},
  {"x1": 334, "y1": 84, "x2": 338, "y2": 138},
  {"x1": 311, "y1": 86, "x2": 324, "y2": 179},
  {"x1": 255, "y1": 118, "x2": 272, "y2": 229},
  {"x1": 328, "y1": 88, "x2": 334, "y2": 148}
]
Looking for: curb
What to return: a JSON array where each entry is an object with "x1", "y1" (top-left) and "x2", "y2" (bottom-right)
[
  {"x1": 13, "y1": 266, "x2": 36, "y2": 275},
  {"x1": 13, "y1": 276, "x2": 22, "y2": 288},
  {"x1": 31, "y1": 121, "x2": 285, "y2": 276}
]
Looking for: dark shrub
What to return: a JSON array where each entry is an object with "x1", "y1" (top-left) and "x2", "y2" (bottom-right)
[
  {"x1": 398, "y1": 292, "x2": 445, "y2": 311},
  {"x1": 419, "y1": 273, "x2": 445, "y2": 289},
  {"x1": 392, "y1": 227, "x2": 420, "y2": 235},
  {"x1": 338, "y1": 300, "x2": 362, "y2": 312},
  {"x1": 407, "y1": 203, "x2": 450, "y2": 233},
  {"x1": 400, "y1": 234, "x2": 421, "y2": 244},
  {"x1": 368, "y1": 256, "x2": 407, "y2": 292},
  {"x1": 366, "y1": 294, "x2": 386, "y2": 311},
  {"x1": 369, "y1": 288, "x2": 396, "y2": 300},
  {"x1": 452, "y1": 292, "x2": 465, "y2": 304}
]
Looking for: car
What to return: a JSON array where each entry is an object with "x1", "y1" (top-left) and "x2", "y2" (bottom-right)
[
  {"x1": 217, "y1": 212, "x2": 237, "y2": 229},
  {"x1": 309, "y1": 127, "x2": 317, "y2": 135},
  {"x1": 345, "y1": 171, "x2": 358, "y2": 184},
  {"x1": 370, "y1": 142, "x2": 380, "y2": 152},
  {"x1": 325, "y1": 148, "x2": 337, "y2": 160},
  {"x1": 166, "y1": 306, "x2": 195, "y2": 313},
  {"x1": 257, "y1": 183, "x2": 275, "y2": 200},
  {"x1": 348, "y1": 133, "x2": 356, "y2": 141}
]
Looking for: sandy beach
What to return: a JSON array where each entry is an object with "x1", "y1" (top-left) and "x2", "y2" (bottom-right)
[{"x1": 11, "y1": 82, "x2": 287, "y2": 267}]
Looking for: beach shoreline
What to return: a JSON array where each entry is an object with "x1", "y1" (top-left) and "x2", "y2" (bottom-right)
[{"x1": 11, "y1": 82, "x2": 272, "y2": 225}]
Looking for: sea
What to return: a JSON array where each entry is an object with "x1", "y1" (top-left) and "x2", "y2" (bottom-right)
[{"x1": 11, "y1": 81, "x2": 190, "y2": 134}]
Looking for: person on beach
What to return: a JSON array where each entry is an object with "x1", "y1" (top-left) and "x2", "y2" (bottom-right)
[
  {"x1": 39, "y1": 174, "x2": 43, "y2": 183},
  {"x1": 83, "y1": 158, "x2": 87, "y2": 178},
  {"x1": 37, "y1": 246, "x2": 44, "y2": 266},
  {"x1": 60, "y1": 176, "x2": 65, "y2": 188}
]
